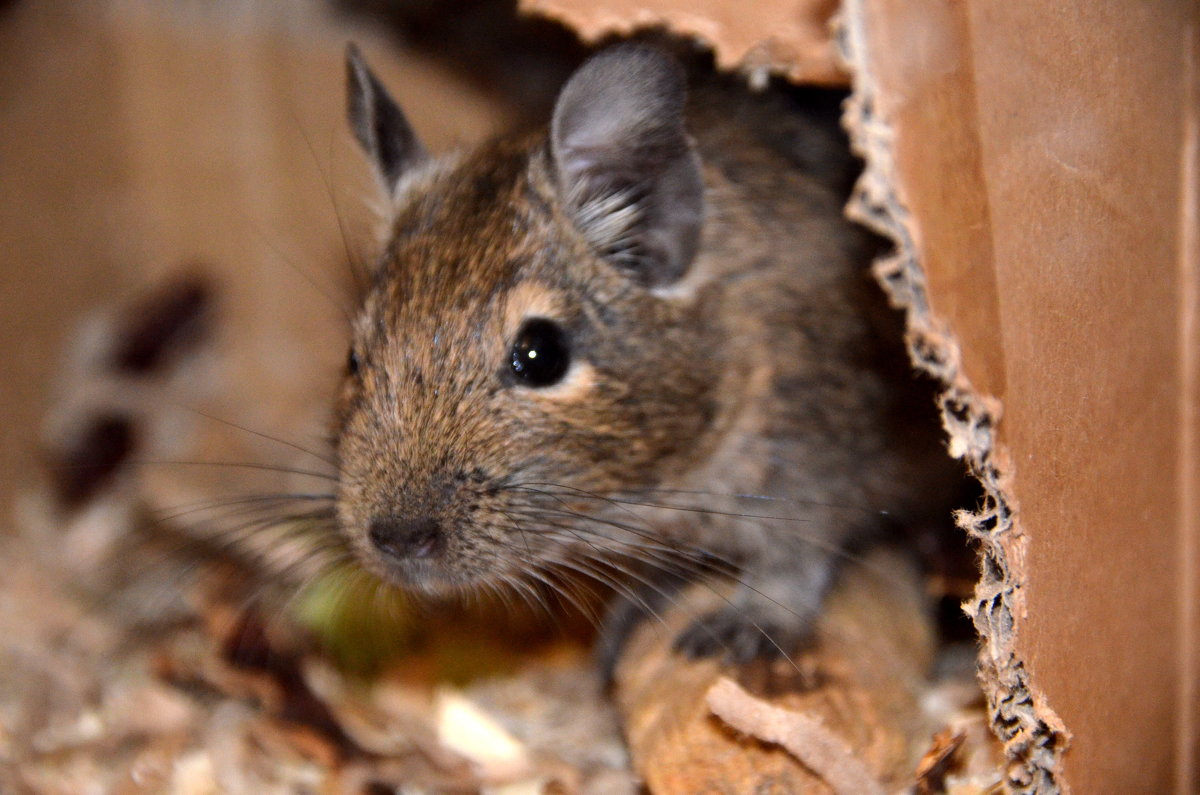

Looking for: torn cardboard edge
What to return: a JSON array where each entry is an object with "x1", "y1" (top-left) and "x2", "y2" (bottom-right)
[{"x1": 835, "y1": 2, "x2": 1071, "y2": 792}]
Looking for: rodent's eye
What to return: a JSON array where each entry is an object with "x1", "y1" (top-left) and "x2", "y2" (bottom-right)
[
  {"x1": 346, "y1": 348, "x2": 362, "y2": 378},
  {"x1": 510, "y1": 318, "x2": 570, "y2": 387}
]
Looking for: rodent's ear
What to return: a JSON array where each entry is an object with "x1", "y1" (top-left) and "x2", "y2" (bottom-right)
[
  {"x1": 346, "y1": 43, "x2": 426, "y2": 194},
  {"x1": 551, "y1": 45, "x2": 704, "y2": 287}
]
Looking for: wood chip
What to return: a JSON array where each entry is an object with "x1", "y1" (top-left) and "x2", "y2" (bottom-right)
[{"x1": 707, "y1": 676, "x2": 886, "y2": 795}]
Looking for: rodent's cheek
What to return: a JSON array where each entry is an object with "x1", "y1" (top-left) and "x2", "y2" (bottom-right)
[
  {"x1": 515, "y1": 360, "x2": 597, "y2": 402},
  {"x1": 333, "y1": 477, "x2": 369, "y2": 541}
]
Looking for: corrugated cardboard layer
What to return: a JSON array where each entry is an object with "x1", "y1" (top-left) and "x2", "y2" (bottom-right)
[{"x1": 837, "y1": 2, "x2": 1066, "y2": 789}]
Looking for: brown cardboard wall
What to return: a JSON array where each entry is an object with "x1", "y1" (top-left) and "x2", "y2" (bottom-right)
[
  {"x1": 976, "y1": 4, "x2": 1191, "y2": 787},
  {"x1": 852, "y1": 1, "x2": 1198, "y2": 789},
  {"x1": 0, "y1": 4, "x2": 131, "y2": 517}
]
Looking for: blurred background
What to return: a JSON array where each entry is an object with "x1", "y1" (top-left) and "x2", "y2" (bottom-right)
[{"x1": 0, "y1": 0, "x2": 589, "y2": 529}]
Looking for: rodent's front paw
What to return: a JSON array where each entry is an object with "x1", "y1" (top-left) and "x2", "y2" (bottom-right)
[{"x1": 673, "y1": 606, "x2": 814, "y2": 665}]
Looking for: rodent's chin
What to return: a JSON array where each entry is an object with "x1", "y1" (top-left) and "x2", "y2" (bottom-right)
[{"x1": 360, "y1": 554, "x2": 493, "y2": 597}]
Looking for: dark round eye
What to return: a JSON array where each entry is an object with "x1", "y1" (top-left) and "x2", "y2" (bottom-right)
[
  {"x1": 346, "y1": 348, "x2": 361, "y2": 377},
  {"x1": 510, "y1": 318, "x2": 570, "y2": 387}
]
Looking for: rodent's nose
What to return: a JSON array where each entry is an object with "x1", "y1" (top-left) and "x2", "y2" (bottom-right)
[{"x1": 368, "y1": 516, "x2": 444, "y2": 560}]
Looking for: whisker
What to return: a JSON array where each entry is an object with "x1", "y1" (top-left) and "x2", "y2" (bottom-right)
[
  {"x1": 503, "y1": 494, "x2": 902, "y2": 665},
  {"x1": 518, "y1": 511, "x2": 721, "y2": 579},
  {"x1": 537, "y1": 543, "x2": 669, "y2": 628},
  {"x1": 479, "y1": 578, "x2": 517, "y2": 616},
  {"x1": 622, "y1": 486, "x2": 890, "y2": 518},
  {"x1": 556, "y1": 529, "x2": 806, "y2": 667},
  {"x1": 500, "y1": 572, "x2": 555, "y2": 623},
  {"x1": 538, "y1": 533, "x2": 749, "y2": 662},
  {"x1": 245, "y1": 217, "x2": 354, "y2": 326},
  {"x1": 178, "y1": 405, "x2": 340, "y2": 468},
  {"x1": 508, "y1": 481, "x2": 675, "y2": 536},
  {"x1": 128, "y1": 459, "x2": 337, "y2": 482},
  {"x1": 152, "y1": 492, "x2": 334, "y2": 526},
  {"x1": 505, "y1": 499, "x2": 740, "y2": 573},
  {"x1": 505, "y1": 488, "x2": 726, "y2": 559},
  {"x1": 492, "y1": 514, "x2": 607, "y2": 630},
  {"x1": 285, "y1": 100, "x2": 369, "y2": 297},
  {"x1": 507, "y1": 484, "x2": 913, "y2": 591},
  {"x1": 517, "y1": 482, "x2": 819, "y2": 527},
  {"x1": 523, "y1": 563, "x2": 604, "y2": 631}
]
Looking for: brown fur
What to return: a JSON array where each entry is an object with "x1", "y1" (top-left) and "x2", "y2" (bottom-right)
[{"x1": 335, "y1": 49, "x2": 953, "y2": 661}]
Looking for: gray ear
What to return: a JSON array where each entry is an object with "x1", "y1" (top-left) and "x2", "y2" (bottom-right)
[
  {"x1": 551, "y1": 46, "x2": 704, "y2": 286},
  {"x1": 346, "y1": 43, "x2": 426, "y2": 192}
]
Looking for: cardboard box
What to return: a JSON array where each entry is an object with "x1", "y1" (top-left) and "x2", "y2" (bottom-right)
[{"x1": 522, "y1": 0, "x2": 1200, "y2": 791}]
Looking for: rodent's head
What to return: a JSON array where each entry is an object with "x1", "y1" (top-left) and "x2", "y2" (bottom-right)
[{"x1": 335, "y1": 45, "x2": 720, "y2": 593}]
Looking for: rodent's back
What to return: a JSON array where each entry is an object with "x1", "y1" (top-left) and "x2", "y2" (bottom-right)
[{"x1": 669, "y1": 81, "x2": 940, "y2": 523}]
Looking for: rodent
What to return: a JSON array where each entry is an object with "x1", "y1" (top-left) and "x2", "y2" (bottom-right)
[{"x1": 334, "y1": 43, "x2": 953, "y2": 664}]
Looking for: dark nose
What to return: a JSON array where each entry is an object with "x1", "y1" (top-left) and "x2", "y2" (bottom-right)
[{"x1": 368, "y1": 516, "x2": 444, "y2": 560}]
